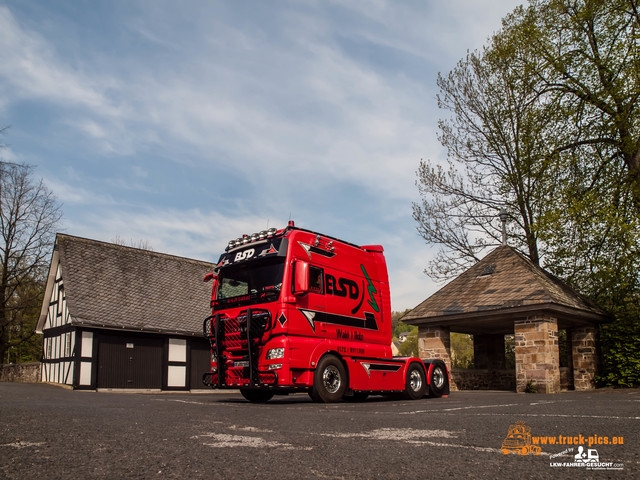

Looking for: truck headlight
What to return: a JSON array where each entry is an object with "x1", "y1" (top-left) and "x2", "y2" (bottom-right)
[
  {"x1": 266, "y1": 347, "x2": 285, "y2": 359},
  {"x1": 268, "y1": 364, "x2": 282, "y2": 370}
]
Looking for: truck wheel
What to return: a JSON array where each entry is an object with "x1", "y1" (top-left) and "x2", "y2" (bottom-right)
[
  {"x1": 311, "y1": 355, "x2": 347, "y2": 403},
  {"x1": 240, "y1": 389, "x2": 274, "y2": 403},
  {"x1": 428, "y1": 362, "x2": 448, "y2": 397},
  {"x1": 404, "y1": 363, "x2": 427, "y2": 400}
]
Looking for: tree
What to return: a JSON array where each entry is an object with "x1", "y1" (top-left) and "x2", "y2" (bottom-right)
[
  {"x1": 499, "y1": 0, "x2": 640, "y2": 386},
  {"x1": 392, "y1": 314, "x2": 418, "y2": 357},
  {"x1": 0, "y1": 162, "x2": 62, "y2": 363},
  {"x1": 111, "y1": 235, "x2": 154, "y2": 251},
  {"x1": 508, "y1": 0, "x2": 640, "y2": 209},
  {"x1": 415, "y1": 0, "x2": 640, "y2": 385},
  {"x1": 413, "y1": 31, "x2": 561, "y2": 279},
  {"x1": 451, "y1": 333, "x2": 474, "y2": 369}
]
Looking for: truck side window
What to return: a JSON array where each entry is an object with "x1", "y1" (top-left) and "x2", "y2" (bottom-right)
[{"x1": 309, "y1": 266, "x2": 324, "y2": 294}]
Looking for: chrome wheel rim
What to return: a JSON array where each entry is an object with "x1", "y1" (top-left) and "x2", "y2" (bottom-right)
[
  {"x1": 409, "y1": 369, "x2": 423, "y2": 392},
  {"x1": 432, "y1": 367, "x2": 444, "y2": 389},
  {"x1": 322, "y1": 365, "x2": 342, "y2": 394}
]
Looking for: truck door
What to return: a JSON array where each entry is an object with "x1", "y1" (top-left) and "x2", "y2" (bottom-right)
[{"x1": 292, "y1": 263, "x2": 327, "y2": 336}]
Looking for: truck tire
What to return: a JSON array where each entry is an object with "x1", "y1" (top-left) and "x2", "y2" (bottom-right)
[
  {"x1": 240, "y1": 389, "x2": 274, "y2": 403},
  {"x1": 310, "y1": 355, "x2": 347, "y2": 403},
  {"x1": 404, "y1": 363, "x2": 427, "y2": 400},
  {"x1": 428, "y1": 362, "x2": 448, "y2": 397}
]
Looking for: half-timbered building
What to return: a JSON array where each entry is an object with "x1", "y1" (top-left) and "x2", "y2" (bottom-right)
[{"x1": 35, "y1": 234, "x2": 215, "y2": 390}]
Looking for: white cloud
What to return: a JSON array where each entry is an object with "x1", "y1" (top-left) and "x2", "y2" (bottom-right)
[
  {"x1": 63, "y1": 206, "x2": 288, "y2": 262},
  {"x1": 0, "y1": 7, "x2": 122, "y2": 116},
  {"x1": 0, "y1": 0, "x2": 524, "y2": 310}
]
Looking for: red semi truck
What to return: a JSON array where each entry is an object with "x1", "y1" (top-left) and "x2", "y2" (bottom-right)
[{"x1": 202, "y1": 221, "x2": 449, "y2": 403}]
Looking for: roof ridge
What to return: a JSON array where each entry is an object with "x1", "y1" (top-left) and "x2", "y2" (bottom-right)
[{"x1": 56, "y1": 233, "x2": 213, "y2": 266}]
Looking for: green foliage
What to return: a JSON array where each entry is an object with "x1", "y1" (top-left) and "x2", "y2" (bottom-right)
[
  {"x1": 3, "y1": 279, "x2": 44, "y2": 363},
  {"x1": 415, "y1": 0, "x2": 640, "y2": 387},
  {"x1": 451, "y1": 333, "x2": 474, "y2": 369},
  {"x1": 597, "y1": 308, "x2": 640, "y2": 387},
  {"x1": 391, "y1": 310, "x2": 411, "y2": 333},
  {"x1": 398, "y1": 331, "x2": 418, "y2": 358},
  {"x1": 392, "y1": 316, "x2": 418, "y2": 357},
  {"x1": 505, "y1": 335, "x2": 515, "y2": 370}
]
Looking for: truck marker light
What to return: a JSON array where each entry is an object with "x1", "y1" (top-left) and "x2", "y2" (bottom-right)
[{"x1": 277, "y1": 313, "x2": 287, "y2": 327}]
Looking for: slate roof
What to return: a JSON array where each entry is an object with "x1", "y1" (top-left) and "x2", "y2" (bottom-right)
[
  {"x1": 403, "y1": 246, "x2": 608, "y2": 333},
  {"x1": 37, "y1": 234, "x2": 216, "y2": 336}
]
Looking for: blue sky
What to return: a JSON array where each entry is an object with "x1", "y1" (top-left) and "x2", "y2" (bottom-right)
[{"x1": 0, "y1": 0, "x2": 522, "y2": 311}]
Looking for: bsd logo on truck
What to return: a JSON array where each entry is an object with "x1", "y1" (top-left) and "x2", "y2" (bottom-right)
[{"x1": 234, "y1": 248, "x2": 255, "y2": 262}]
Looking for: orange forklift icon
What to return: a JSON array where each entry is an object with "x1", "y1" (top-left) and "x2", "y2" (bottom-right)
[{"x1": 501, "y1": 422, "x2": 542, "y2": 455}]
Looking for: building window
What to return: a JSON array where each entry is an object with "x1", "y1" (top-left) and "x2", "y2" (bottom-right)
[{"x1": 65, "y1": 333, "x2": 72, "y2": 357}]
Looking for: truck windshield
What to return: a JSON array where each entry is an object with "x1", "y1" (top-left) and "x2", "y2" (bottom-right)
[{"x1": 215, "y1": 258, "x2": 285, "y2": 308}]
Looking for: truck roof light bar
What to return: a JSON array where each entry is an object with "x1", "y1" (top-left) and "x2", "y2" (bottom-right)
[{"x1": 224, "y1": 227, "x2": 282, "y2": 251}]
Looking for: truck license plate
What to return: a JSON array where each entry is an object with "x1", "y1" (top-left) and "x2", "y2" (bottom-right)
[{"x1": 234, "y1": 361, "x2": 249, "y2": 367}]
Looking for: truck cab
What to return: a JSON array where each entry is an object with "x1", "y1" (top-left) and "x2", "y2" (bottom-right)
[{"x1": 202, "y1": 222, "x2": 449, "y2": 402}]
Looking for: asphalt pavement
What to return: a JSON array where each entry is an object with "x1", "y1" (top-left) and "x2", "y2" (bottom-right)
[{"x1": 0, "y1": 383, "x2": 637, "y2": 479}]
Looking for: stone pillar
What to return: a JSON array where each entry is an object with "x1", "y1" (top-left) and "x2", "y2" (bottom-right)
[
  {"x1": 418, "y1": 325, "x2": 456, "y2": 391},
  {"x1": 474, "y1": 334, "x2": 506, "y2": 369},
  {"x1": 514, "y1": 317, "x2": 560, "y2": 394},
  {"x1": 571, "y1": 326, "x2": 597, "y2": 391}
]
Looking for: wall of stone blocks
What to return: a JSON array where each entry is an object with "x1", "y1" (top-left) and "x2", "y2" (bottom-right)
[
  {"x1": 571, "y1": 326, "x2": 597, "y2": 391},
  {"x1": 418, "y1": 325, "x2": 457, "y2": 390},
  {"x1": 452, "y1": 368, "x2": 516, "y2": 391},
  {"x1": 0, "y1": 362, "x2": 41, "y2": 383},
  {"x1": 515, "y1": 317, "x2": 561, "y2": 393}
]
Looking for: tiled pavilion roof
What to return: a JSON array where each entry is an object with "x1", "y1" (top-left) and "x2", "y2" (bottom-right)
[{"x1": 403, "y1": 246, "x2": 608, "y2": 334}]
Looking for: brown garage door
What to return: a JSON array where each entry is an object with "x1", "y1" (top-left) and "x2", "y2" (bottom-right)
[
  {"x1": 97, "y1": 332, "x2": 163, "y2": 389},
  {"x1": 190, "y1": 339, "x2": 212, "y2": 389}
]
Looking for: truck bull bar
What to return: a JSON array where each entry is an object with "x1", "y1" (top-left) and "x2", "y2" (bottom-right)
[{"x1": 202, "y1": 309, "x2": 276, "y2": 388}]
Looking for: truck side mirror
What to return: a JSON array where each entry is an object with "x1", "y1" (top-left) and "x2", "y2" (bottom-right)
[
  {"x1": 293, "y1": 261, "x2": 309, "y2": 295},
  {"x1": 204, "y1": 273, "x2": 218, "y2": 297}
]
